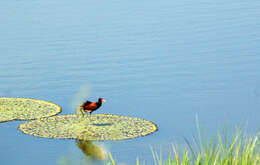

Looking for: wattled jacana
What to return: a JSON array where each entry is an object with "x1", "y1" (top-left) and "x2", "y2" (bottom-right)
[{"x1": 79, "y1": 98, "x2": 106, "y2": 115}]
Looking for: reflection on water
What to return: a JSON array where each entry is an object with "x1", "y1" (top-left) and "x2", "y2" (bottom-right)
[
  {"x1": 76, "y1": 140, "x2": 107, "y2": 161},
  {"x1": 57, "y1": 140, "x2": 108, "y2": 165}
]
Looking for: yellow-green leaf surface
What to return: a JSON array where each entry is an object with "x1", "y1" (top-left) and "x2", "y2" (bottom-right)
[
  {"x1": 0, "y1": 97, "x2": 62, "y2": 123},
  {"x1": 19, "y1": 114, "x2": 158, "y2": 140}
]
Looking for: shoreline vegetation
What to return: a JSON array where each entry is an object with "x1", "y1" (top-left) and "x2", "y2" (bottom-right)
[
  {"x1": 108, "y1": 129, "x2": 259, "y2": 165},
  {"x1": 149, "y1": 131, "x2": 259, "y2": 165},
  {"x1": 59, "y1": 124, "x2": 259, "y2": 165}
]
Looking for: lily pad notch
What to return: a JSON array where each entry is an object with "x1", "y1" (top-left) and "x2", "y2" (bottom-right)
[
  {"x1": 0, "y1": 97, "x2": 62, "y2": 123},
  {"x1": 19, "y1": 114, "x2": 158, "y2": 140}
]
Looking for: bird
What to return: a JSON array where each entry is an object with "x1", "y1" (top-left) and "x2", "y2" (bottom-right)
[{"x1": 79, "y1": 98, "x2": 106, "y2": 115}]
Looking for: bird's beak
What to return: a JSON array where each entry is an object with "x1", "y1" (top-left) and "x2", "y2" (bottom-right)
[{"x1": 102, "y1": 99, "x2": 107, "y2": 102}]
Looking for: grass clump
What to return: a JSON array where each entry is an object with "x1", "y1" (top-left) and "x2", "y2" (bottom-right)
[
  {"x1": 108, "y1": 123, "x2": 259, "y2": 165},
  {"x1": 148, "y1": 120, "x2": 259, "y2": 165},
  {"x1": 149, "y1": 132, "x2": 259, "y2": 165}
]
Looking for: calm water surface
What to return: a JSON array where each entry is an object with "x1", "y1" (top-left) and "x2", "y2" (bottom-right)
[{"x1": 0, "y1": 0, "x2": 260, "y2": 164}]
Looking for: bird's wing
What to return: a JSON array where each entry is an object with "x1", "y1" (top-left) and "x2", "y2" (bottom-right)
[
  {"x1": 85, "y1": 100, "x2": 92, "y2": 105},
  {"x1": 80, "y1": 100, "x2": 92, "y2": 107},
  {"x1": 85, "y1": 102, "x2": 96, "y2": 108}
]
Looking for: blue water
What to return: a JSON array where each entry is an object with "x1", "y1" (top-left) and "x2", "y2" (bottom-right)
[{"x1": 0, "y1": 0, "x2": 260, "y2": 164}]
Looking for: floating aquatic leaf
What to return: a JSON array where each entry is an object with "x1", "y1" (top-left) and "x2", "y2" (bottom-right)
[
  {"x1": 0, "y1": 97, "x2": 62, "y2": 123},
  {"x1": 19, "y1": 114, "x2": 158, "y2": 140}
]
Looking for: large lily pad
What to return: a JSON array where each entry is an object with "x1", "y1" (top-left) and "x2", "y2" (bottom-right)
[
  {"x1": 0, "y1": 97, "x2": 62, "y2": 123},
  {"x1": 18, "y1": 114, "x2": 158, "y2": 140}
]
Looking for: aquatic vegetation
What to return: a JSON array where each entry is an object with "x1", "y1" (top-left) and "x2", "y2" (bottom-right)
[
  {"x1": 18, "y1": 114, "x2": 158, "y2": 140},
  {"x1": 0, "y1": 97, "x2": 62, "y2": 123}
]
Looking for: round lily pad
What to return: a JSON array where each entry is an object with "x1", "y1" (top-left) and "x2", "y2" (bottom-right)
[
  {"x1": 0, "y1": 97, "x2": 62, "y2": 123},
  {"x1": 18, "y1": 114, "x2": 158, "y2": 140}
]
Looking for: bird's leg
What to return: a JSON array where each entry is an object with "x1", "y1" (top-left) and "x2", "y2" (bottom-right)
[
  {"x1": 80, "y1": 108, "x2": 85, "y2": 117},
  {"x1": 89, "y1": 111, "x2": 93, "y2": 121},
  {"x1": 77, "y1": 106, "x2": 85, "y2": 118}
]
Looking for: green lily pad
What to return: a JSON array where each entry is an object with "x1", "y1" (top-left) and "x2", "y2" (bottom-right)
[
  {"x1": 0, "y1": 97, "x2": 62, "y2": 123},
  {"x1": 18, "y1": 114, "x2": 158, "y2": 140}
]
